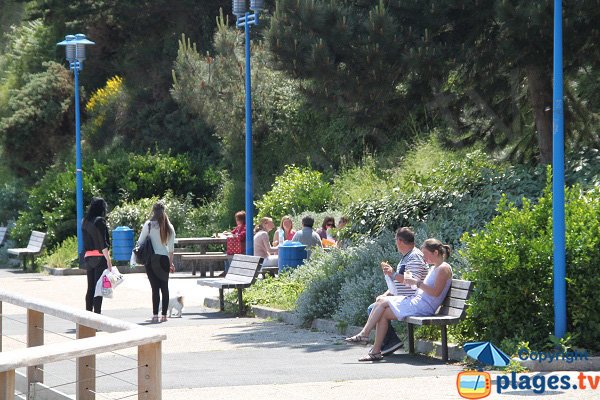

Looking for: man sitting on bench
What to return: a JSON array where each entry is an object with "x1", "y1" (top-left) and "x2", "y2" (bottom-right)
[
  {"x1": 367, "y1": 227, "x2": 427, "y2": 356},
  {"x1": 346, "y1": 238, "x2": 452, "y2": 362}
]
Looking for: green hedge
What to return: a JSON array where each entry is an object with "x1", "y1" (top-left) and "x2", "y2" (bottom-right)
[
  {"x1": 107, "y1": 191, "x2": 225, "y2": 238},
  {"x1": 12, "y1": 150, "x2": 220, "y2": 248},
  {"x1": 461, "y1": 183, "x2": 600, "y2": 351}
]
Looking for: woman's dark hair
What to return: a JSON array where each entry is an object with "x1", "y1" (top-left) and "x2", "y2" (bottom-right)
[
  {"x1": 84, "y1": 197, "x2": 107, "y2": 221},
  {"x1": 150, "y1": 202, "x2": 173, "y2": 245},
  {"x1": 422, "y1": 238, "x2": 451, "y2": 260},
  {"x1": 321, "y1": 216, "x2": 335, "y2": 229}
]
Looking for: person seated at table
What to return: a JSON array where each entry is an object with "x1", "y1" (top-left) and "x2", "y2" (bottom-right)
[
  {"x1": 291, "y1": 215, "x2": 323, "y2": 258},
  {"x1": 223, "y1": 210, "x2": 246, "y2": 253},
  {"x1": 316, "y1": 216, "x2": 336, "y2": 240},
  {"x1": 272, "y1": 215, "x2": 296, "y2": 247},
  {"x1": 253, "y1": 217, "x2": 279, "y2": 267},
  {"x1": 345, "y1": 238, "x2": 453, "y2": 362}
]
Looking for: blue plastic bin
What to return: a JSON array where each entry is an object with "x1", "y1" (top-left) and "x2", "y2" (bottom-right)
[
  {"x1": 278, "y1": 241, "x2": 307, "y2": 272},
  {"x1": 112, "y1": 226, "x2": 134, "y2": 261}
]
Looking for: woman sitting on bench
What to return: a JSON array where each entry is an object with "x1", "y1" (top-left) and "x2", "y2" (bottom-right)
[{"x1": 345, "y1": 238, "x2": 453, "y2": 361}]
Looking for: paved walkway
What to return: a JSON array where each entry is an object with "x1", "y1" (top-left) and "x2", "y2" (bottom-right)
[{"x1": 0, "y1": 267, "x2": 597, "y2": 399}]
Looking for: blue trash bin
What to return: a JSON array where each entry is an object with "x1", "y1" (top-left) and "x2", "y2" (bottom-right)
[
  {"x1": 278, "y1": 241, "x2": 307, "y2": 273},
  {"x1": 112, "y1": 226, "x2": 134, "y2": 261}
]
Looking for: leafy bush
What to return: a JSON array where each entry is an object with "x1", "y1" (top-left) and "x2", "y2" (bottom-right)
[
  {"x1": 0, "y1": 61, "x2": 74, "y2": 177},
  {"x1": 461, "y1": 183, "x2": 600, "y2": 352},
  {"x1": 11, "y1": 150, "x2": 221, "y2": 248},
  {"x1": 255, "y1": 165, "x2": 332, "y2": 221},
  {"x1": 108, "y1": 192, "x2": 196, "y2": 237},
  {"x1": 345, "y1": 151, "x2": 547, "y2": 245},
  {"x1": 242, "y1": 273, "x2": 304, "y2": 310},
  {"x1": 39, "y1": 236, "x2": 78, "y2": 269},
  {"x1": 84, "y1": 76, "x2": 128, "y2": 148},
  {"x1": 109, "y1": 188, "x2": 232, "y2": 239},
  {"x1": 11, "y1": 165, "x2": 98, "y2": 248}
]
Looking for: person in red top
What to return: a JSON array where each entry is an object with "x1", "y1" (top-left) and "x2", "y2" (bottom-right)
[
  {"x1": 229, "y1": 210, "x2": 246, "y2": 254},
  {"x1": 219, "y1": 211, "x2": 246, "y2": 276}
]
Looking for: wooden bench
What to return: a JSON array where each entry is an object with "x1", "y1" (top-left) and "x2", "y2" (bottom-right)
[
  {"x1": 180, "y1": 252, "x2": 233, "y2": 277},
  {"x1": 0, "y1": 227, "x2": 7, "y2": 247},
  {"x1": 197, "y1": 254, "x2": 263, "y2": 316},
  {"x1": 7, "y1": 231, "x2": 47, "y2": 271},
  {"x1": 405, "y1": 279, "x2": 474, "y2": 362}
]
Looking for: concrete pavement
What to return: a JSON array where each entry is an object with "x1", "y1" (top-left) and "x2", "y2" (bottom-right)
[{"x1": 0, "y1": 267, "x2": 597, "y2": 399}]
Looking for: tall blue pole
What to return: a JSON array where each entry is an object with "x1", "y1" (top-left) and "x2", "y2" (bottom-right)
[
  {"x1": 552, "y1": 0, "x2": 566, "y2": 338},
  {"x1": 74, "y1": 64, "x2": 84, "y2": 256},
  {"x1": 244, "y1": 12, "x2": 254, "y2": 256}
]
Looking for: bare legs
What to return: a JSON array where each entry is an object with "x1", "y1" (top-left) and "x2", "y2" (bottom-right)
[{"x1": 351, "y1": 299, "x2": 399, "y2": 352}]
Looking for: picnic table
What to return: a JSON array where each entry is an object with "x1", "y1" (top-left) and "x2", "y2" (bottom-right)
[{"x1": 174, "y1": 237, "x2": 229, "y2": 277}]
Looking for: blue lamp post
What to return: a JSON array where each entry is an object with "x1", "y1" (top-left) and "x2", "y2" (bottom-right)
[
  {"x1": 57, "y1": 34, "x2": 95, "y2": 257},
  {"x1": 552, "y1": 0, "x2": 566, "y2": 338},
  {"x1": 233, "y1": 0, "x2": 264, "y2": 256}
]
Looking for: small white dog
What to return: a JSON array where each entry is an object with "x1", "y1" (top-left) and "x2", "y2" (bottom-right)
[{"x1": 159, "y1": 295, "x2": 184, "y2": 318}]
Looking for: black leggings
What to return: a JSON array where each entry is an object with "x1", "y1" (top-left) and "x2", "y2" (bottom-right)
[
  {"x1": 86, "y1": 260, "x2": 108, "y2": 314},
  {"x1": 146, "y1": 255, "x2": 170, "y2": 316}
]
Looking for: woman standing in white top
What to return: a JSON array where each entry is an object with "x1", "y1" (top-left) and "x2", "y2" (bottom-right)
[
  {"x1": 253, "y1": 217, "x2": 278, "y2": 267},
  {"x1": 137, "y1": 202, "x2": 176, "y2": 323}
]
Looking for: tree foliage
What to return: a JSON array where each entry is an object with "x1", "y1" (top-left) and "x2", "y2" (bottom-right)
[
  {"x1": 268, "y1": 0, "x2": 600, "y2": 164},
  {"x1": 0, "y1": 61, "x2": 73, "y2": 177}
]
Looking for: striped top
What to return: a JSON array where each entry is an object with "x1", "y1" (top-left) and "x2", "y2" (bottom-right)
[{"x1": 394, "y1": 247, "x2": 428, "y2": 296}]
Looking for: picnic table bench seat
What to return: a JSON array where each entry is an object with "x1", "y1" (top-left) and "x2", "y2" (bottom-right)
[
  {"x1": 180, "y1": 252, "x2": 232, "y2": 277},
  {"x1": 197, "y1": 254, "x2": 263, "y2": 316},
  {"x1": 405, "y1": 279, "x2": 474, "y2": 362},
  {"x1": 7, "y1": 231, "x2": 47, "y2": 271}
]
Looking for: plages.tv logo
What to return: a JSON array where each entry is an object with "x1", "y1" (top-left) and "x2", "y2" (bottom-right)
[
  {"x1": 457, "y1": 370, "x2": 492, "y2": 399},
  {"x1": 457, "y1": 341, "x2": 511, "y2": 399}
]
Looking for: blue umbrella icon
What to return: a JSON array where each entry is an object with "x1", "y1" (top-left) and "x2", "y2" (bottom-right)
[{"x1": 464, "y1": 341, "x2": 511, "y2": 367}]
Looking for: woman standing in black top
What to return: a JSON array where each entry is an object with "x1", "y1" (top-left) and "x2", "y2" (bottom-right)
[{"x1": 81, "y1": 197, "x2": 113, "y2": 314}]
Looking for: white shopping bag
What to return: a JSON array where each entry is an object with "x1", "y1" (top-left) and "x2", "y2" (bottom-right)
[
  {"x1": 107, "y1": 269, "x2": 124, "y2": 288},
  {"x1": 94, "y1": 269, "x2": 114, "y2": 298}
]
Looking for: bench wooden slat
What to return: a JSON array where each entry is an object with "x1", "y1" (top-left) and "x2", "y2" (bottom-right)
[
  {"x1": 440, "y1": 297, "x2": 466, "y2": 310},
  {"x1": 446, "y1": 287, "x2": 471, "y2": 300},
  {"x1": 227, "y1": 265, "x2": 263, "y2": 274},
  {"x1": 200, "y1": 280, "x2": 251, "y2": 288},
  {"x1": 230, "y1": 254, "x2": 264, "y2": 263},
  {"x1": 437, "y1": 306, "x2": 466, "y2": 318},
  {"x1": 449, "y1": 279, "x2": 473, "y2": 291},
  {"x1": 406, "y1": 315, "x2": 462, "y2": 325}
]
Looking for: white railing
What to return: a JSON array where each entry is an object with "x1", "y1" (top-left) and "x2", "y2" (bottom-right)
[{"x1": 0, "y1": 290, "x2": 166, "y2": 400}]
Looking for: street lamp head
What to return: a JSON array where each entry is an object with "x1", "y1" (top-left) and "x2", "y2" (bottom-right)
[
  {"x1": 250, "y1": 0, "x2": 264, "y2": 12},
  {"x1": 57, "y1": 33, "x2": 95, "y2": 65},
  {"x1": 233, "y1": 0, "x2": 247, "y2": 17}
]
